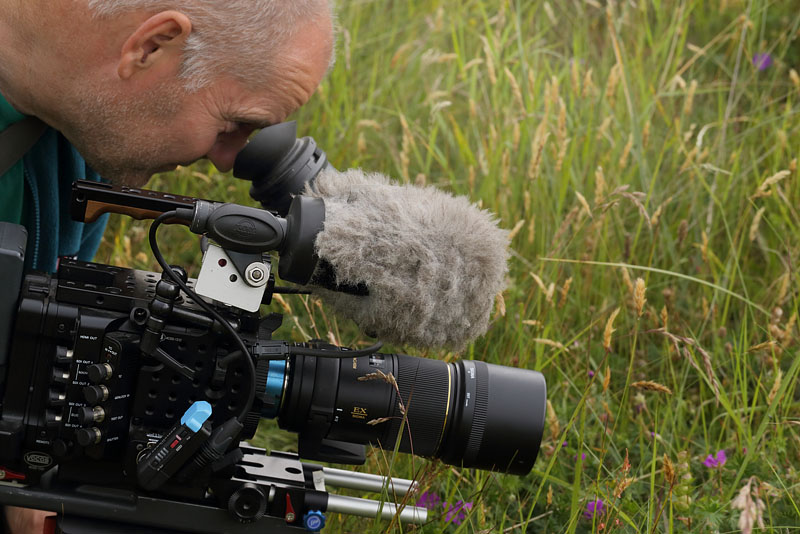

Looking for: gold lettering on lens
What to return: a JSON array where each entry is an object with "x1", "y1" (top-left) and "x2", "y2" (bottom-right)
[
  {"x1": 352, "y1": 357, "x2": 357, "y2": 370},
  {"x1": 351, "y1": 406, "x2": 368, "y2": 419}
]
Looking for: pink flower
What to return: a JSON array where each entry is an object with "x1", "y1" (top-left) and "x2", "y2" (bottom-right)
[{"x1": 703, "y1": 449, "x2": 727, "y2": 468}]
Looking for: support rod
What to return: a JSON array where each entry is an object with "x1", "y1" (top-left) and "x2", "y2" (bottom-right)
[
  {"x1": 326, "y1": 494, "x2": 427, "y2": 524},
  {"x1": 322, "y1": 467, "x2": 416, "y2": 496}
]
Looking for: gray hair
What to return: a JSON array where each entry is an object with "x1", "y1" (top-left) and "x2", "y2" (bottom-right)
[{"x1": 87, "y1": 0, "x2": 333, "y2": 91}]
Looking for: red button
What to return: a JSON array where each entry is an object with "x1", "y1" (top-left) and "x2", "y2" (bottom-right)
[{"x1": 170, "y1": 439, "x2": 179, "y2": 449}]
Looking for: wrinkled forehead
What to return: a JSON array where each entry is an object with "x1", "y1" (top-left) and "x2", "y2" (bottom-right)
[
  {"x1": 242, "y1": 14, "x2": 335, "y2": 111},
  {"x1": 229, "y1": 14, "x2": 333, "y2": 90},
  {"x1": 208, "y1": 22, "x2": 334, "y2": 127}
]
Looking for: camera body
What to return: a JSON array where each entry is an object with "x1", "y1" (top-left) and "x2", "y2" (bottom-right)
[{"x1": 0, "y1": 256, "x2": 266, "y2": 482}]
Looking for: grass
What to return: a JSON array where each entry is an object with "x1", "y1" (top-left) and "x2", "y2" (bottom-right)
[{"x1": 97, "y1": 0, "x2": 800, "y2": 531}]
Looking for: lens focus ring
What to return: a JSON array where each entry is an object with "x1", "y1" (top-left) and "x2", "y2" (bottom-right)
[
  {"x1": 464, "y1": 362, "x2": 489, "y2": 464},
  {"x1": 385, "y1": 355, "x2": 451, "y2": 457}
]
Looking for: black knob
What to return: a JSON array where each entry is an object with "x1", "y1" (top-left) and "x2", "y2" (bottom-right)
[
  {"x1": 164, "y1": 266, "x2": 188, "y2": 284},
  {"x1": 45, "y1": 411, "x2": 63, "y2": 428},
  {"x1": 55, "y1": 346, "x2": 73, "y2": 364},
  {"x1": 83, "y1": 385, "x2": 109, "y2": 404},
  {"x1": 48, "y1": 389, "x2": 67, "y2": 406},
  {"x1": 228, "y1": 483, "x2": 267, "y2": 523},
  {"x1": 79, "y1": 406, "x2": 105, "y2": 425},
  {"x1": 52, "y1": 439, "x2": 71, "y2": 457},
  {"x1": 76, "y1": 427, "x2": 102, "y2": 447},
  {"x1": 155, "y1": 279, "x2": 180, "y2": 299},
  {"x1": 87, "y1": 363, "x2": 113, "y2": 383},
  {"x1": 51, "y1": 368, "x2": 70, "y2": 384}
]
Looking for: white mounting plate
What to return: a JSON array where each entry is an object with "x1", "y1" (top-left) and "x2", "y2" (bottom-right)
[{"x1": 194, "y1": 244, "x2": 269, "y2": 312}]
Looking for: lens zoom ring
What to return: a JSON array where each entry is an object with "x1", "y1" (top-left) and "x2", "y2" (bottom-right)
[
  {"x1": 385, "y1": 356, "x2": 449, "y2": 457},
  {"x1": 464, "y1": 362, "x2": 489, "y2": 463}
]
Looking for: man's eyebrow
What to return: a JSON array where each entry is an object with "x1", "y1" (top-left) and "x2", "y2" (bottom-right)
[{"x1": 228, "y1": 116, "x2": 273, "y2": 129}]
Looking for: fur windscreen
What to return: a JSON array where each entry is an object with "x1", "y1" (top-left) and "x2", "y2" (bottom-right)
[{"x1": 303, "y1": 169, "x2": 509, "y2": 351}]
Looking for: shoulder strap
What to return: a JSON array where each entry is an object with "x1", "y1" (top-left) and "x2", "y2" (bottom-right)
[{"x1": 0, "y1": 116, "x2": 47, "y2": 176}]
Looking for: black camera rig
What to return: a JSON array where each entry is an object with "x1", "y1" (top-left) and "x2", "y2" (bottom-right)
[{"x1": 0, "y1": 125, "x2": 546, "y2": 533}]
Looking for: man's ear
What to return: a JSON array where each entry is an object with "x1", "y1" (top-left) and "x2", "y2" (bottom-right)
[{"x1": 117, "y1": 11, "x2": 192, "y2": 80}]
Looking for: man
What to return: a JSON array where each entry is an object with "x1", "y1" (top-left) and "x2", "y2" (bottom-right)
[
  {"x1": 0, "y1": 0, "x2": 334, "y2": 271},
  {"x1": 0, "y1": 0, "x2": 334, "y2": 531}
]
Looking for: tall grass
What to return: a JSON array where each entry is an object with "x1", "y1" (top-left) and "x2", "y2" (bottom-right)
[{"x1": 98, "y1": 0, "x2": 800, "y2": 531}]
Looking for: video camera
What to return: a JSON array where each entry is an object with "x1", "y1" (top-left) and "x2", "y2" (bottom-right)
[{"x1": 0, "y1": 125, "x2": 547, "y2": 533}]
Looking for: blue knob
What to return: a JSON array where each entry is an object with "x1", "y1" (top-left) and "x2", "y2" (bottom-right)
[
  {"x1": 303, "y1": 510, "x2": 326, "y2": 532},
  {"x1": 180, "y1": 401, "x2": 212, "y2": 432}
]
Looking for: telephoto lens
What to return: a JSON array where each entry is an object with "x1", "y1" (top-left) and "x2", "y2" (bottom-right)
[{"x1": 272, "y1": 349, "x2": 546, "y2": 475}]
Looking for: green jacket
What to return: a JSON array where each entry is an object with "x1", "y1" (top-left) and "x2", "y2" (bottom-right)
[{"x1": 0, "y1": 93, "x2": 108, "y2": 272}]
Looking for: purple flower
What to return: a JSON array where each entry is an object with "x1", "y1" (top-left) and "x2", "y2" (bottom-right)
[
  {"x1": 584, "y1": 499, "x2": 605, "y2": 519},
  {"x1": 752, "y1": 53, "x2": 773, "y2": 71},
  {"x1": 418, "y1": 493, "x2": 473, "y2": 525},
  {"x1": 588, "y1": 370, "x2": 595, "y2": 378},
  {"x1": 703, "y1": 449, "x2": 727, "y2": 468},
  {"x1": 416, "y1": 491, "x2": 441, "y2": 511},
  {"x1": 443, "y1": 500, "x2": 473, "y2": 526},
  {"x1": 562, "y1": 441, "x2": 569, "y2": 447}
]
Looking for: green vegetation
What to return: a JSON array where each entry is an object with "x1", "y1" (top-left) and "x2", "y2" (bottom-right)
[{"x1": 98, "y1": 0, "x2": 800, "y2": 531}]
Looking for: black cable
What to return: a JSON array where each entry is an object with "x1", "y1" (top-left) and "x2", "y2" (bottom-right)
[
  {"x1": 287, "y1": 342, "x2": 383, "y2": 358},
  {"x1": 148, "y1": 211, "x2": 256, "y2": 424}
]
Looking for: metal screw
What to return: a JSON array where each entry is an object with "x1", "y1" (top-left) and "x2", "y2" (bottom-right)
[{"x1": 244, "y1": 263, "x2": 268, "y2": 287}]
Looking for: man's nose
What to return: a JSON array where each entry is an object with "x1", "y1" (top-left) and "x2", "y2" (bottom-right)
[{"x1": 206, "y1": 131, "x2": 251, "y2": 172}]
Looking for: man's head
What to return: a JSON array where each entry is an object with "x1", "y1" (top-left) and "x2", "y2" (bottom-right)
[
  {"x1": 0, "y1": 0, "x2": 335, "y2": 185},
  {"x1": 86, "y1": 0, "x2": 335, "y2": 92}
]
